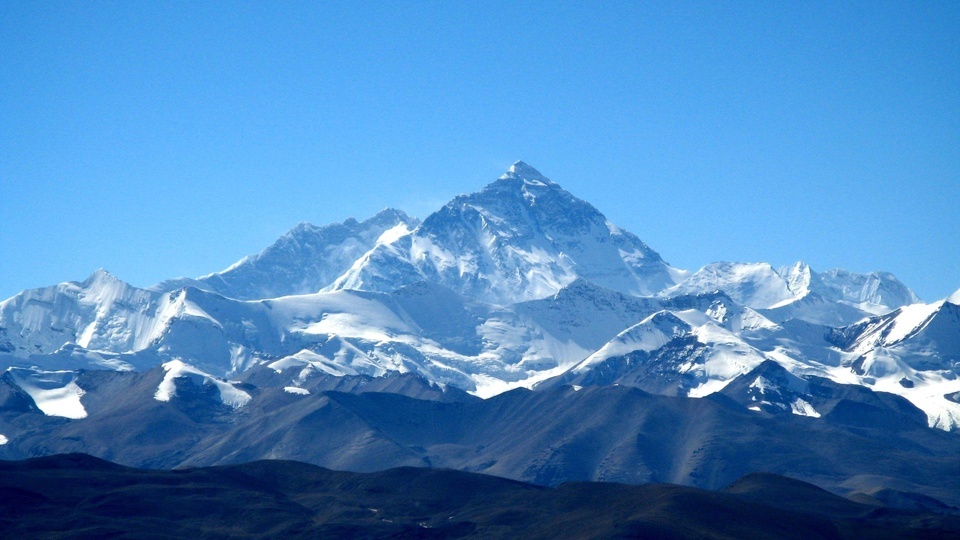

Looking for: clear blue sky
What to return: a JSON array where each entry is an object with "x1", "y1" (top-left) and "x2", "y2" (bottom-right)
[{"x1": 2, "y1": 1, "x2": 958, "y2": 301}]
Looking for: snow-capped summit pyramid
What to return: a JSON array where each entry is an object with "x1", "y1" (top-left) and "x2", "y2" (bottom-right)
[
  {"x1": 500, "y1": 160, "x2": 555, "y2": 186},
  {"x1": 328, "y1": 162, "x2": 685, "y2": 304},
  {"x1": 154, "y1": 209, "x2": 420, "y2": 300}
]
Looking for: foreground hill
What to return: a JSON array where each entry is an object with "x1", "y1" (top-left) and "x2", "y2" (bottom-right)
[{"x1": 1, "y1": 454, "x2": 957, "y2": 539}]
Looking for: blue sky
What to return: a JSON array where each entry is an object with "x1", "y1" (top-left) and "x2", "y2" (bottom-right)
[{"x1": 1, "y1": 1, "x2": 958, "y2": 301}]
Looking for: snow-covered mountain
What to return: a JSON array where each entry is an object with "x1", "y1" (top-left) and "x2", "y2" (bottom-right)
[
  {"x1": 1, "y1": 161, "x2": 956, "y2": 434},
  {"x1": 327, "y1": 162, "x2": 686, "y2": 304},
  {"x1": 557, "y1": 289, "x2": 960, "y2": 430},
  {"x1": 154, "y1": 209, "x2": 419, "y2": 300},
  {"x1": 779, "y1": 261, "x2": 920, "y2": 312},
  {"x1": 663, "y1": 262, "x2": 796, "y2": 309},
  {"x1": 0, "y1": 269, "x2": 165, "y2": 361},
  {"x1": 558, "y1": 306, "x2": 775, "y2": 398},
  {"x1": 664, "y1": 260, "x2": 919, "y2": 326},
  {"x1": 0, "y1": 272, "x2": 670, "y2": 397}
]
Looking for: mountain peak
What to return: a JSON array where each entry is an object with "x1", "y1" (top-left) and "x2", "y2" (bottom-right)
[
  {"x1": 499, "y1": 161, "x2": 555, "y2": 187},
  {"x1": 82, "y1": 268, "x2": 121, "y2": 287},
  {"x1": 367, "y1": 208, "x2": 418, "y2": 228},
  {"x1": 288, "y1": 221, "x2": 323, "y2": 235},
  {"x1": 947, "y1": 287, "x2": 960, "y2": 306}
]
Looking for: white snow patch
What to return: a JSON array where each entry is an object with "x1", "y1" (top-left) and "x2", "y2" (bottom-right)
[
  {"x1": 884, "y1": 301, "x2": 942, "y2": 345},
  {"x1": 155, "y1": 360, "x2": 251, "y2": 408},
  {"x1": 687, "y1": 378, "x2": 736, "y2": 398},
  {"x1": 947, "y1": 288, "x2": 960, "y2": 306},
  {"x1": 283, "y1": 386, "x2": 310, "y2": 395},
  {"x1": 791, "y1": 398, "x2": 821, "y2": 418},
  {"x1": 8, "y1": 369, "x2": 87, "y2": 419},
  {"x1": 575, "y1": 312, "x2": 687, "y2": 372},
  {"x1": 0, "y1": 434, "x2": 8, "y2": 445},
  {"x1": 376, "y1": 223, "x2": 412, "y2": 245},
  {"x1": 749, "y1": 376, "x2": 771, "y2": 393}
]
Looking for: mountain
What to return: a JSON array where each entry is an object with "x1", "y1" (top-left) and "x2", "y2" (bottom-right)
[
  {"x1": 780, "y1": 261, "x2": 921, "y2": 311},
  {"x1": 4, "y1": 455, "x2": 958, "y2": 539},
  {"x1": 825, "y1": 295, "x2": 960, "y2": 429},
  {"x1": 664, "y1": 262, "x2": 796, "y2": 309},
  {"x1": 555, "y1": 290, "x2": 960, "y2": 430},
  {"x1": 555, "y1": 308, "x2": 773, "y2": 397},
  {"x1": 1, "y1": 161, "x2": 958, "y2": 524},
  {"x1": 718, "y1": 360, "x2": 930, "y2": 429},
  {"x1": 664, "y1": 260, "x2": 919, "y2": 325},
  {"x1": 0, "y1": 161, "x2": 950, "y2": 421},
  {"x1": 154, "y1": 209, "x2": 420, "y2": 300},
  {"x1": 327, "y1": 161, "x2": 686, "y2": 305},
  {"x1": 0, "y1": 269, "x2": 165, "y2": 361},
  {"x1": 3, "y1": 375, "x2": 960, "y2": 510},
  {"x1": 4, "y1": 454, "x2": 959, "y2": 539},
  {"x1": 0, "y1": 273, "x2": 675, "y2": 396}
]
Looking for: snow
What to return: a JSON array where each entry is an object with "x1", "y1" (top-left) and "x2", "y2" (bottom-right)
[
  {"x1": 575, "y1": 312, "x2": 689, "y2": 373},
  {"x1": 665, "y1": 262, "x2": 795, "y2": 309},
  {"x1": 883, "y1": 301, "x2": 943, "y2": 345},
  {"x1": 7, "y1": 368, "x2": 87, "y2": 419},
  {"x1": 268, "y1": 349, "x2": 360, "y2": 378},
  {"x1": 947, "y1": 288, "x2": 960, "y2": 306},
  {"x1": 0, "y1": 270, "x2": 167, "y2": 359},
  {"x1": 791, "y1": 398, "x2": 821, "y2": 418},
  {"x1": 749, "y1": 376, "x2": 771, "y2": 393},
  {"x1": 155, "y1": 360, "x2": 251, "y2": 408},
  {"x1": 152, "y1": 210, "x2": 421, "y2": 301},
  {"x1": 284, "y1": 386, "x2": 310, "y2": 395},
  {"x1": 376, "y1": 223, "x2": 413, "y2": 245},
  {"x1": 0, "y1": 434, "x2": 7, "y2": 445},
  {"x1": 327, "y1": 162, "x2": 680, "y2": 304}
]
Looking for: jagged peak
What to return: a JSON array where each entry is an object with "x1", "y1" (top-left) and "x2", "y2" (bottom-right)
[
  {"x1": 81, "y1": 268, "x2": 122, "y2": 287},
  {"x1": 288, "y1": 221, "x2": 323, "y2": 235},
  {"x1": 780, "y1": 260, "x2": 812, "y2": 277},
  {"x1": 745, "y1": 358, "x2": 795, "y2": 378},
  {"x1": 497, "y1": 161, "x2": 556, "y2": 187},
  {"x1": 365, "y1": 207, "x2": 419, "y2": 228},
  {"x1": 283, "y1": 208, "x2": 416, "y2": 240}
]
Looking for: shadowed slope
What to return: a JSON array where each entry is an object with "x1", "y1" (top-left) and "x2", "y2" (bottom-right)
[{"x1": 1, "y1": 454, "x2": 958, "y2": 539}]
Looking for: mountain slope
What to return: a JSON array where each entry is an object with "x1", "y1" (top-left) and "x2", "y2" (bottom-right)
[
  {"x1": 665, "y1": 261, "x2": 919, "y2": 325},
  {"x1": 0, "y1": 269, "x2": 165, "y2": 361},
  {"x1": 4, "y1": 454, "x2": 958, "y2": 539},
  {"x1": 781, "y1": 262, "x2": 921, "y2": 311},
  {"x1": 2, "y1": 379, "x2": 960, "y2": 509},
  {"x1": 154, "y1": 209, "x2": 419, "y2": 300},
  {"x1": 328, "y1": 162, "x2": 685, "y2": 304}
]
